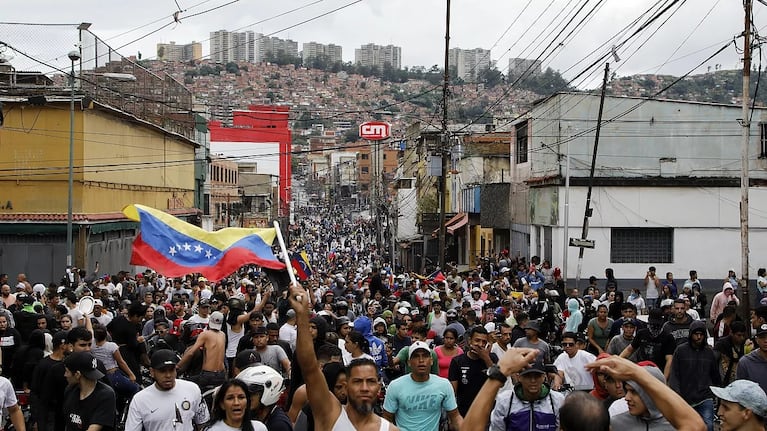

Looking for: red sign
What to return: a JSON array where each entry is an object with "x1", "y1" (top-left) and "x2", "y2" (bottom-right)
[{"x1": 359, "y1": 121, "x2": 391, "y2": 141}]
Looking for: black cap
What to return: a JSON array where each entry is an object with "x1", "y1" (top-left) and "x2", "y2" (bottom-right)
[
  {"x1": 150, "y1": 349, "x2": 179, "y2": 369},
  {"x1": 64, "y1": 351, "x2": 104, "y2": 380},
  {"x1": 234, "y1": 349, "x2": 262, "y2": 370}
]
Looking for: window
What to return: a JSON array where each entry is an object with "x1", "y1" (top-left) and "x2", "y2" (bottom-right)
[
  {"x1": 515, "y1": 121, "x2": 528, "y2": 164},
  {"x1": 610, "y1": 228, "x2": 673, "y2": 263},
  {"x1": 361, "y1": 167, "x2": 369, "y2": 174},
  {"x1": 761, "y1": 122, "x2": 767, "y2": 158},
  {"x1": 361, "y1": 154, "x2": 369, "y2": 160}
]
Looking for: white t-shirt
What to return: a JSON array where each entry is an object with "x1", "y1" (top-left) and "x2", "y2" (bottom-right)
[
  {"x1": 553, "y1": 350, "x2": 597, "y2": 390},
  {"x1": 124, "y1": 380, "x2": 209, "y2": 431},
  {"x1": 206, "y1": 420, "x2": 267, "y2": 431},
  {"x1": 0, "y1": 376, "x2": 17, "y2": 429},
  {"x1": 278, "y1": 323, "x2": 297, "y2": 352}
]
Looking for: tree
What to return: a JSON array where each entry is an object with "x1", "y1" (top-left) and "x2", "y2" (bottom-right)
[
  {"x1": 478, "y1": 66, "x2": 504, "y2": 88},
  {"x1": 225, "y1": 62, "x2": 240, "y2": 75}
]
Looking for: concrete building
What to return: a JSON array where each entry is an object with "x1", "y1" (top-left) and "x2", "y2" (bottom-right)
[
  {"x1": 510, "y1": 92, "x2": 767, "y2": 286},
  {"x1": 256, "y1": 34, "x2": 299, "y2": 63},
  {"x1": 508, "y1": 58, "x2": 542, "y2": 78},
  {"x1": 354, "y1": 44, "x2": 402, "y2": 70},
  {"x1": 210, "y1": 30, "x2": 255, "y2": 63},
  {"x1": 302, "y1": 42, "x2": 343, "y2": 65},
  {"x1": 448, "y1": 47, "x2": 492, "y2": 83},
  {"x1": 156, "y1": 41, "x2": 202, "y2": 62},
  {"x1": 0, "y1": 58, "x2": 199, "y2": 281}
]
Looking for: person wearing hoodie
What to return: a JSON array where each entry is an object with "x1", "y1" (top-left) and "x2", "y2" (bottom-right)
[
  {"x1": 586, "y1": 356, "x2": 706, "y2": 431},
  {"x1": 353, "y1": 315, "x2": 388, "y2": 372},
  {"x1": 564, "y1": 298, "x2": 582, "y2": 333},
  {"x1": 669, "y1": 320, "x2": 721, "y2": 431},
  {"x1": 710, "y1": 282, "x2": 740, "y2": 324},
  {"x1": 736, "y1": 311, "x2": 767, "y2": 394}
]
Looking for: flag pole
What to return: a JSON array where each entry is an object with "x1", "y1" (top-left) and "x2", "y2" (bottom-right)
[{"x1": 273, "y1": 221, "x2": 298, "y2": 286}]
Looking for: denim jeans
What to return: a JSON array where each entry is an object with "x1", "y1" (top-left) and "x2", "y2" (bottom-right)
[
  {"x1": 107, "y1": 369, "x2": 140, "y2": 398},
  {"x1": 694, "y1": 398, "x2": 714, "y2": 431}
]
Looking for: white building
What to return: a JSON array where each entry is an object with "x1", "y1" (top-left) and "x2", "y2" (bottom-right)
[
  {"x1": 449, "y1": 48, "x2": 492, "y2": 82},
  {"x1": 302, "y1": 42, "x2": 343, "y2": 65},
  {"x1": 354, "y1": 44, "x2": 402, "y2": 70},
  {"x1": 508, "y1": 58, "x2": 542, "y2": 78},
  {"x1": 510, "y1": 92, "x2": 767, "y2": 284},
  {"x1": 210, "y1": 30, "x2": 254, "y2": 63},
  {"x1": 256, "y1": 34, "x2": 299, "y2": 63}
]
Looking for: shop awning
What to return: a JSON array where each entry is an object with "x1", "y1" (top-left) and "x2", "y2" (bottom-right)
[
  {"x1": 432, "y1": 212, "x2": 468, "y2": 237},
  {"x1": 447, "y1": 213, "x2": 469, "y2": 235}
]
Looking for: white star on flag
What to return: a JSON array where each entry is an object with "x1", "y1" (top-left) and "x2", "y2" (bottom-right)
[
  {"x1": 194, "y1": 244, "x2": 203, "y2": 253},
  {"x1": 205, "y1": 249, "x2": 213, "y2": 259},
  {"x1": 169, "y1": 246, "x2": 177, "y2": 256},
  {"x1": 183, "y1": 242, "x2": 192, "y2": 251}
]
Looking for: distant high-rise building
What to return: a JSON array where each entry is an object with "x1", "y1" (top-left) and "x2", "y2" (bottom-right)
[
  {"x1": 448, "y1": 47, "x2": 492, "y2": 82},
  {"x1": 255, "y1": 34, "x2": 299, "y2": 63},
  {"x1": 157, "y1": 41, "x2": 202, "y2": 62},
  {"x1": 508, "y1": 58, "x2": 542, "y2": 78},
  {"x1": 302, "y1": 42, "x2": 343, "y2": 65},
  {"x1": 210, "y1": 30, "x2": 257, "y2": 63},
  {"x1": 354, "y1": 44, "x2": 402, "y2": 70}
]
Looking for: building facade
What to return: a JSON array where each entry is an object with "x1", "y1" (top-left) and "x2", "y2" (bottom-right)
[
  {"x1": 354, "y1": 44, "x2": 402, "y2": 70},
  {"x1": 302, "y1": 42, "x2": 343, "y2": 65},
  {"x1": 508, "y1": 58, "x2": 542, "y2": 78},
  {"x1": 156, "y1": 41, "x2": 202, "y2": 62},
  {"x1": 511, "y1": 92, "x2": 767, "y2": 286},
  {"x1": 448, "y1": 48, "x2": 492, "y2": 83},
  {"x1": 256, "y1": 34, "x2": 299, "y2": 63}
]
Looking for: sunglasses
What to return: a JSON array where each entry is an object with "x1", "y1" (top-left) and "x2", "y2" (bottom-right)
[{"x1": 561, "y1": 342, "x2": 575, "y2": 347}]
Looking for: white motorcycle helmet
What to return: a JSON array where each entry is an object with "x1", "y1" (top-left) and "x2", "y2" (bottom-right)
[{"x1": 235, "y1": 365, "x2": 284, "y2": 406}]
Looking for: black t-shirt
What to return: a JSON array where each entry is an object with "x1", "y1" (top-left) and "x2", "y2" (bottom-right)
[
  {"x1": 448, "y1": 352, "x2": 498, "y2": 416},
  {"x1": 63, "y1": 381, "x2": 116, "y2": 431},
  {"x1": 630, "y1": 328, "x2": 676, "y2": 370},
  {"x1": 0, "y1": 327, "x2": 21, "y2": 375},
  {"x1": 264, "y1": 406, "x2": 292, "y2": 431}
]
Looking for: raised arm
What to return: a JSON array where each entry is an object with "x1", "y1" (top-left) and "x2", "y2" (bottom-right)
[
  {"x1": 585, "y1": 355, "x2": 705, "y2": 431},
  {"x1": 288, "y1": 283, "x2": 340, "y2": 429}
]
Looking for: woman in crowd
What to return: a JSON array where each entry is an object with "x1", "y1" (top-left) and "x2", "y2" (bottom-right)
[
  {"x1": 434, "y1": 327, "x2": 463, "y2": 378},
  {"x1": 208, "y1": 379, "x2": 267, "y2": 431},
  {"x1": 342, "y1": 330, "x2": 373, "y2": 365},
  {"x1": 587, "y1": 304, "x2": 613, "y2": 355}
]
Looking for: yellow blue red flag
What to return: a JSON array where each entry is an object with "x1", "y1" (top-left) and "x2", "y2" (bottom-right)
[
  {"x1": 123, "y1": 204, "x2": 286, "y2": 280},
  {"x1": 290, "y1": 250, "x2": 313, "y2": 280}
]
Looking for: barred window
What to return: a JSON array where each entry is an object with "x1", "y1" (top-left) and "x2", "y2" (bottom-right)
[
  {"x1": 761, "y1": 122, "x2": 767, "y2": 158},
  {"x1": 610, "y1": 228, "x2": 673, "y2": 263},
  {"x1": 515, "y1": 121, "x2": 528, "y2": 164}
]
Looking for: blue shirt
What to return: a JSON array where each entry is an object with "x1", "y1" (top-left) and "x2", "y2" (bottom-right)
[{"x1": 383, "y1": 374, "x2": 457, "y2": 431}]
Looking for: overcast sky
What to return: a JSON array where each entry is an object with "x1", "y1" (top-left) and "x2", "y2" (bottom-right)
[{"x1": 1, "y1": 0, "x2": 763, "y2": 88}]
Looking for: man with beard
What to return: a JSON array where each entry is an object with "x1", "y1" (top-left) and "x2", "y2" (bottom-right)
[
  {"x1": 384, "y1": 341, "x2": 462, "y2": 430},
  {"x1": 290, "y1": 283, "x2": 398, "y2": 431},
  {"x1": 124, "y1": 349, "x2": 209, "y2": 431},
  {"x1": 662, "y1": 299, "x2": 695, "y2": 346},
  {"x1": 620, "y1": 308, "x2": 676, "y2": 379}
]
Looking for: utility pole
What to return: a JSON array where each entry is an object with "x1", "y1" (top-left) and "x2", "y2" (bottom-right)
[
  {"x1": 575, "y1": 63, "x2": 610, "y2": 288},
  {"x1": 438, "y1": 0, "x2": 451, "y2": 271},
  {"x1": 740, "y1": 0, "x2": 752, "y2": 319}
]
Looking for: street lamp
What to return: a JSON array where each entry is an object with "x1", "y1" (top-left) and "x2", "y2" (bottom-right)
[{"x1": 67, "y1": 49, "x2": 80, "y2": 268}]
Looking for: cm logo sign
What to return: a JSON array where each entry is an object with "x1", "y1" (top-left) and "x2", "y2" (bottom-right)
[{"x1": 359, "y1": 121, "x2": 391, "y2": 141}]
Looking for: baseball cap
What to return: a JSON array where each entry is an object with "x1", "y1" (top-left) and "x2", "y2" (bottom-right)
[
  {"x1": 524, "y1": 320, "x2": 540, "y2": 333},
  {"x1": 64, "y1": 351, "x2": 105, "y2": 380},
  {"x1": 408, "y1": 341, "x2": 431, "y2": 360},
  {"x1": 252, "y1": 326, "x2": 268, "y2": 336},
  {"x1": 647, "y1": 308, "x2": 666, "y2": 325},
  {"x1": 93, "y1": 299, "x2": 103, "y2": 307},
  {"x1": 234, "y1": 349, "x2": 262, "y2": 370},
  {"x1": 199, "y1": 299, "x2": 211, "y2": 307},
  {"x1": 519, "y1": 360, "x2": 546, "y2": 376},
  {"x1": 756, "y1": 323, "x2": 767, "y2": 337},
  {"x1": 711, "y1": 380, "x2": 767, "y2": 418},
  {"x1": 208, "y1": 311, "x2": 224, "y2": 331},
  {"x1": 286, "y1": 309, "x2": 296, "y2": 318},
  {"x1": 150, "y1": 349, "x2": 179, "y2": 369},
  {"x1": 52, "y1": 331, "x2": 69, "y2": 348},
  {"x1": 622, "y1": 318, "x2": 639, "y2": 327},
  {"x1": 397, "y1": 307, "x2": 410, "y2": 315}
]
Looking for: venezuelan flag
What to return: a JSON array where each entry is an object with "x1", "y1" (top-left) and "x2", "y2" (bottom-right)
[
  {"x1": 290, "y1": 250, "x2": 313, "y2": 280},
  {"x1": 123, "y1": 204, "x2": 286, "y2": 280}
]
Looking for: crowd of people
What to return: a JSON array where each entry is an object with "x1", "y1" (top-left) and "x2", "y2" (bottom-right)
[{"x1": 0, "y1": 206, "x2": 765, "y2": 430}]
